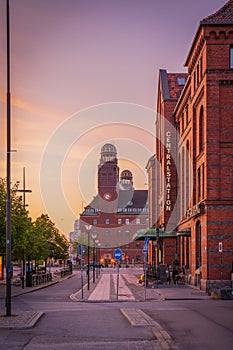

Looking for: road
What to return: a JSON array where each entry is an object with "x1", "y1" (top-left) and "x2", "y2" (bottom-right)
[{"x1": 0, "y1": 268, "x2": 232, "y2": 349}]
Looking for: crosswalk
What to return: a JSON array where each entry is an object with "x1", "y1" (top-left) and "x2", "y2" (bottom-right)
[{"x1": 88, "y1": 273, "x2": 135, "y2": 301}]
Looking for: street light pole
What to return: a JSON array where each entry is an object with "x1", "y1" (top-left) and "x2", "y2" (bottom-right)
[
  {"x1": 6, "y1": 0, "x2": 12, "y2": 317},
  {"x1": 85, "y1": 225, "x2": 92, "y2": 290},
  {"x1": 156, "y1": 226, "x2": 160, "y2": 288},
  {"x1": 91, "y1": 232, "x2": 97, "y2": 284},
  {"x1": 95, "y1": 240, "x2": 99, "y2": 279},
  {"x1": 18, "y1": 167, "x2": 32, "y2": 289}
]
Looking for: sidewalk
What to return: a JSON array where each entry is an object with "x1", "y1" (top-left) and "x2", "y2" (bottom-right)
[
  {"x1": 0, "y1": 272, "x2": 74, "y2": 329},
  {"x1": 71, "y1": 270, "x2": 211, "y2": 302}
]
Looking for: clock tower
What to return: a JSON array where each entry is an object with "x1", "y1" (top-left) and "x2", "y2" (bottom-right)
[{"x1": 98, "y1": 143, "x2": 119, "y2": 201}]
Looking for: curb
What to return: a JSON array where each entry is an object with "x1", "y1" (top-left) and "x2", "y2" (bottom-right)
[
  {"x1": 120, "y1": 308, "x2": 176, "y2": 350},
  {"x1": 0, "y1": 311, "x2": 44, "y2": 330}
]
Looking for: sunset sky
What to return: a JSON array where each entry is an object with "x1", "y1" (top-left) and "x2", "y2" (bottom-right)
[{"x1": 0, "y1": 0, "x2": 226, "y2": 236}]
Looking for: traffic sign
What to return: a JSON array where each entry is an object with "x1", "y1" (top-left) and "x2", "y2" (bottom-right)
[
  {"x1": 114, "y1": 248, "x2": 122, "y2": 261},
  {"x1": 77, "y1": 244, "x2": 85, "y2": 255},
  {"x1": 143, "y1": 238, "x2": 150, "y2": 253}
]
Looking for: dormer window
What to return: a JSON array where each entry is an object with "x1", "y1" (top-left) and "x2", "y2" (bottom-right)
[{"x1": 177, "y1": 77, "x2": 186, "y2": 85}]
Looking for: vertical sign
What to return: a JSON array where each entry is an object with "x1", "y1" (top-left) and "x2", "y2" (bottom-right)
[
  {"x1": 165, "y1": 131, "x2": 172, "y2": 211},
  {"x1": 0, "y1": 255, "x2": 3, "y2": 280}
]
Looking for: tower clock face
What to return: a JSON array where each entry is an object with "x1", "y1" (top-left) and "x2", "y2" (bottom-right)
[{"x1": 103, "y1": 192, "x2": 112, "y2": 201}]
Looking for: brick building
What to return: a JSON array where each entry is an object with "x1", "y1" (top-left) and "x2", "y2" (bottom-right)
[
  {"x1": 79, "y1": 143, "x2": 148, "y2": 267},
  {"x1": 147, "y1": 0, "x2": 233, "y2": 291}
]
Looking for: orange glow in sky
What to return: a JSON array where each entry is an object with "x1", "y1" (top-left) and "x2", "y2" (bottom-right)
[{"x1": 0, "y1": 0, "x2": 226, "y2": 235}]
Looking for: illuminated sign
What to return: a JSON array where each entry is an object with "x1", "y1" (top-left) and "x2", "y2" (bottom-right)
[{"x1": 165, "y1": 131, "x2": 172, "y2": 211}]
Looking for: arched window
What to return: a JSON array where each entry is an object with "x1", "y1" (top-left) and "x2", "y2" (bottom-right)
[
  {"x1": 181, "y1": 147, "x2": 185, "y2": 218},
  {"x1": 199, "y1": 106, "x2": 204, "y2": 152},
  {"x1": 186, "y1": 140, "x2": 190, "y2": 210},
  {"x1": 196, "y1": 221, "x2": 201, "y2": 269}
]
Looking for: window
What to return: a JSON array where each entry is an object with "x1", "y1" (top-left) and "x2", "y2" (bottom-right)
[
  {"x1": 117, "y1": 218, "x2": 122, "y2": 225},
  {"x1": 194, "y1": 71, "x2": 196, "y2": 91},
  {"x1": 117, "y1": 230, "x2": 122, "y2": 237},
  {"x1": 197, "y1": 63, "x2": 199, "y2": 86},
  {"x1": 200, "y1": 56, "x2": 203, "y2": 78},
  {"x1": 136, "y1": 218, "x2": 140, "y2": 225},
  {"x1": 185, "y1": 105, "x2": 189, "y2": 126},
  {"x1": 199, "y1": 106, "x2": 204, "y2": 152},
  {"x1": 197, "y1": 167, "x2": 201, "y2": 201},
  {"x1": 93, "y1": 219, "x2": 97, "y2": 225},
  {"x1": 201, "y1": 163, "x2": 205, "y2": 200},
  {"x1": 230, "y1": 46, "x2": 233, "y2": 69},
  {"x1": 196, "y1": 221, "x2": 201, "y2": 269},
  {"x1": 125, "y1": 230, "x2": 130, "y2": 237},
  {"x1": 177, "y1": 77, "x2": 185, "y2": 85},
  {"x1": 125, "y1": 219, "x2": 130, "y2": 225},
  {"x1": 104, "y1": 230, "x2": 110, "y2": 236},
  {"x1": 105, "y1": 219, "x2": 110, "y2": 225},
  {"x1": 197, "y1": 163, "x2": 204, "y2": 201},
  {"x1": 136, "y1": 243, "x2": 140, "y2": 249}
]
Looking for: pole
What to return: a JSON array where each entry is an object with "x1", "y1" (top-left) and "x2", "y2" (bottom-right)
[
  {"x1": 156, "y1": 226, "x2": 159, "y2": 288},
  {"x1": 116, "y1": 260, "x2": 120, "y2": 301},
  {"x1": 84, "y1": 225, "x2": 92, "y2": 290},
  {"x1": 144, "y1": 253, "x2": 147, "y2": 300},
  {"x1": 18, "y1": 167, "x2": 32, "y2": 289},
  {"x1": 87, "y1": 231, "x2": 90, "y2": 290},
  {"x1": 220, "y1": 252, "x2": 223, "y2": 288},
  {"x1": 6, "y1": 0, "x2": 12, "y2": 317},
  {"x1": 81, "y1": 248, "x2": 84, "y2": 299},
  {"x1": 93, "y1": 239, "x2": 95, "y2": 284}
]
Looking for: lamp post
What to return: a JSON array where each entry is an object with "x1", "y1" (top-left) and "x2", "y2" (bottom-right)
[
  {"x1": 91, "y1": 231, "x2": 97, "y2": 283},
  {"x1": 156, "y1": 226, "x2": 162, "y2": 288},
  {"x1": 85, "y1": 224, "x2": 92, "y2": 290},
  {"x1": 18, "y1": 167, "x2": 32, "y2": 289},
  {"x1": 95, "y1": 239, "x2": 99, "y2": 279},
  {"x1": 6, "y1": 0, "x2": 12, "y2": 317},
  {"x1": 97, "y1": 242, "x2": 101, "y2": 277}
]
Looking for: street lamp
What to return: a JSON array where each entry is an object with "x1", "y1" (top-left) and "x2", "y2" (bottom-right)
[
  {"x1": 95, "y1": 239, "x2": 99, "y2": 279},
  {"x1": 97, "y1": 242, "x2": 101, "y2": 277},
  {"x1": 85, "y1": 224, "x2": 92, "y2": 290},
  {"x1": 91, "y1": 231, "x2": 97, "y2": 283},
  {"x1": 156, "y1": 225, "x2": 163, "y2": 288}
]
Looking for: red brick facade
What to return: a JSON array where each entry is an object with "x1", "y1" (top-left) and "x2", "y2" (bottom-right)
[
  {"x1": 80, "y1": 144, "x2": 148, "y2": 267},
  {"x1": 148, "y1": 0, "x2": 233, "y2": 291}
]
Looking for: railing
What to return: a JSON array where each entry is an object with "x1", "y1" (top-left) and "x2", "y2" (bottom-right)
[{"x1": 31, "y1": 272, "x2": 52, "y2": 286}]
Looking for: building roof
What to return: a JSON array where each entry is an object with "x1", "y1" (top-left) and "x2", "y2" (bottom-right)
[
  {"x1": 185, "y1": 1, "x2": 233, "y2": 66},
  {"x1": 81, "y1": 189, "x2": 148, "y2": 216},
  {"x1": 201, "y1": 0, "x2": 233, "y2": 25},
  {"x1": 159, "y1": 69, "x2": 188, "y2": 101}
]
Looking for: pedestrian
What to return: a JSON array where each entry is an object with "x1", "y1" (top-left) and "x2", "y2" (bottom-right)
[{"x1": 172, "y1": 266, "x2": 178, "y2": 284}]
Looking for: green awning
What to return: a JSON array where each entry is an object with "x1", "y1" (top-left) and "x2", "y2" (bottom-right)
[{"x1": 133, "y1": 228, "x2": 177, "y2": 241}]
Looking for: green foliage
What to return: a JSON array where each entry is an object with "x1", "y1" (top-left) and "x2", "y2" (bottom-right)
[{"x1": 0, "y1": 178, "x2": 69, "y2": 263}]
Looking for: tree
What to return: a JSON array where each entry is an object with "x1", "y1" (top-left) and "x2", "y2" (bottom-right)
[
  {"x1": 0, "y1": 178, "x2": 69, "y2": 266},
  {"x1": 0, "y1": 178, "x2": 33, "y2": 260},
  {"x1": 32, "y1": 214, "x2": 69, "y2": 263}
]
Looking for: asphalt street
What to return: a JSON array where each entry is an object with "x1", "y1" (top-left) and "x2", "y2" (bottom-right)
[{"x1": 0, "y1": 268, "x2": 232, "y2": 350}]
